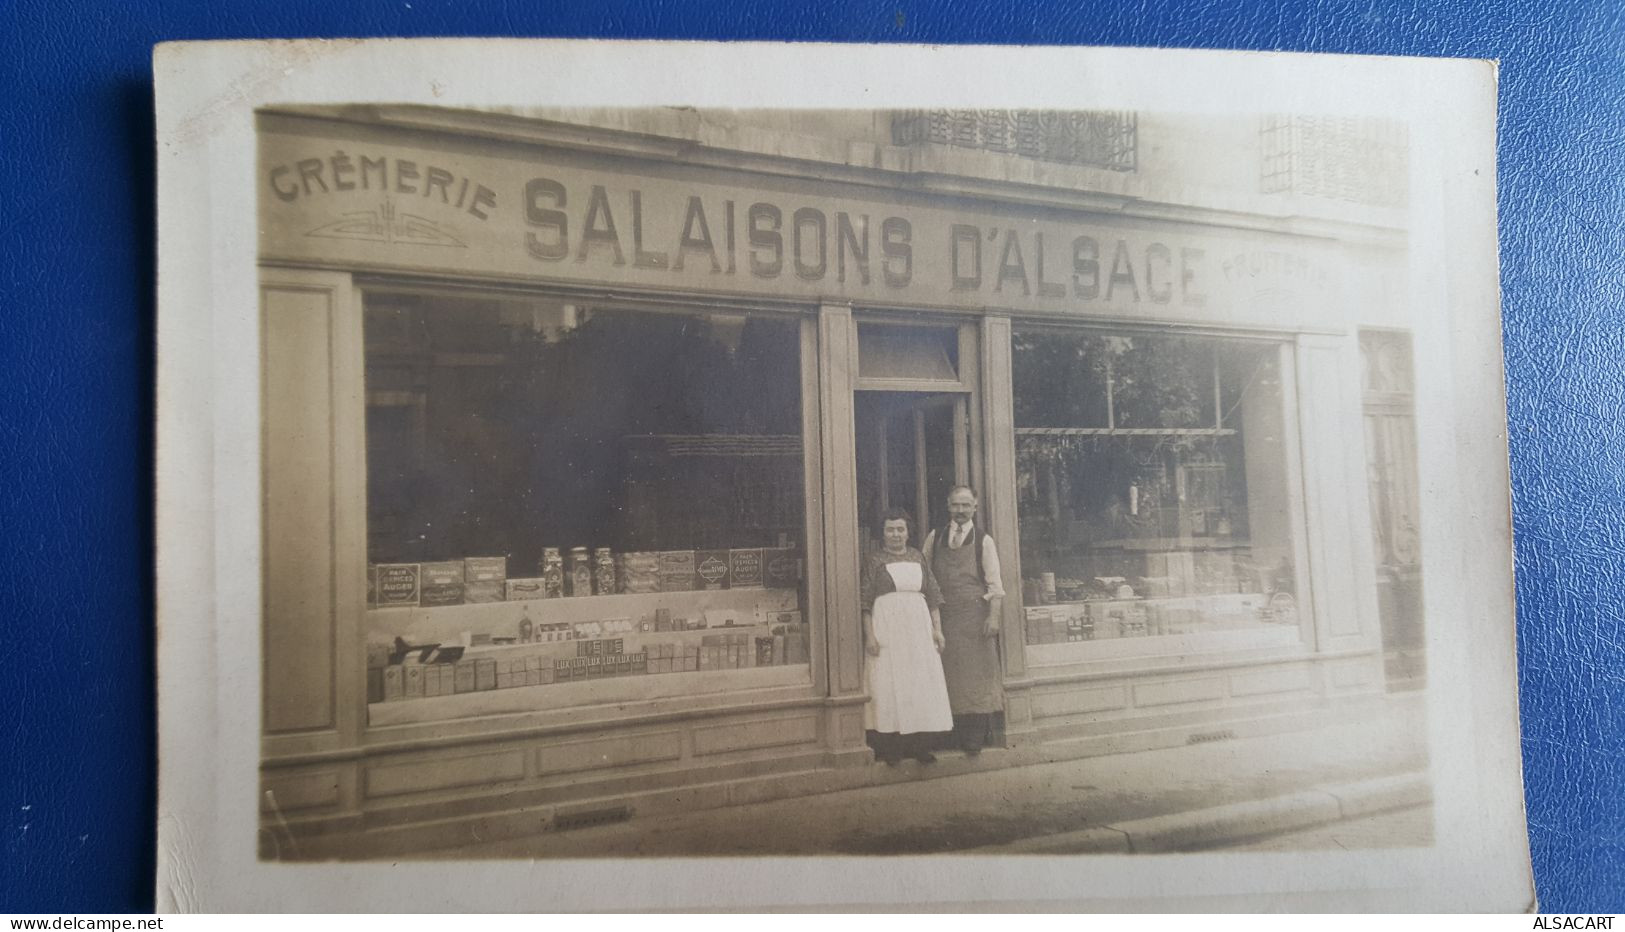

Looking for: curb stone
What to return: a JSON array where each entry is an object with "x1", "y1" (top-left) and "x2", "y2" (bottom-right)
[{"x1": 969, "y1": 771, "x2": 1433, "y2": 854}]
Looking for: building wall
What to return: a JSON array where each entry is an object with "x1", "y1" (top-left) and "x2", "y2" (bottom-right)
[{"x1": 257, "y1": 105, "x2": 1406, "y2": 857}]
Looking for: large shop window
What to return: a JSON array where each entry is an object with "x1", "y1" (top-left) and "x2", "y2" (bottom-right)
[
  {"x1": 362, "y1": 292, "x2": 811, "y2": 724},
  {"x1": 1012, "y1": 329, "x2": 1301, "y2": 658}
]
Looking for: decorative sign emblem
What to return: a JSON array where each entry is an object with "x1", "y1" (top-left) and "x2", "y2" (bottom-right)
[
  {"x1": 697, "y1": 556, "x2": 729, "y2": 583},
  {"x1": 305, "y1": 197, "x2": 467, "y2": 248}
]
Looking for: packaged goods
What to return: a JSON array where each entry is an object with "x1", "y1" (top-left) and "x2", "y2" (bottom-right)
[
  {"x1": 762, "y1": 548, "x2": 800, "y2": 589},
  {"x1": 383, "y1": 666, "x2": 404, "y2": 701},
  {"x1": 422, "y1": 665, "x2": 445, "y2": 697},
  {"x1": 454, "y1": 661, "x2": 476, "y2": 693},
  {"x1": 375, "y1": 564, "x2": 421, "y2": 607},
  {"x1": 554, "y1": 659, "x2": 571, "y2": 682},
  {"x1": 1025, "y1": 607, "x2": 1052, "y2": 644},
  {"x1": 654, "y1": 608, "x2": 672, "y2": 632},
  {"x1": 695, "y1": 550, "x2": 731, "y2": 590},
  {"x1": 729, "y1": 549, "x2": 764, "y2": 589},
  {"x1": 419, "y1": 561, "x2": 465, "y2": 607},
  {"x1": 404, "y1": 665, "x2": 425, "y2": 699},
  {"x1": 618, "y1": 551, "x2": 662, "y2": 594},
  {"x1": 475, "y1": 659, "x2": 498, "y2": 690},
  {"x1": 567, "y1": 547, "x2": 593, "y2": 597},
  {"x1": 1123, "y1": 605, "x2": 1149, "y2": 637},
  {"x1": 658, "y1": 550, "x2": 696, "y2": 592},
  {"x1": 505, "y1": 577, "x2": 546, "y2": 601},
  {"x1": 463, "y1": 557, "x2": 507, "y2": 603},
  {"x1": 594, "y1": 548, "x2": 618, "y2": 595},
  {"x1": 366, "y1": 643, "x2": 392, "y2": 669},
  {"x1": 756, "y1": 637, "x2": 776, "y2": 666},
  {"x1": 541, "y1": 548, "x2": 565, "y2": 598},
  {"x1": 769, "y1": 610, "x2": 802, "y2": 628}
]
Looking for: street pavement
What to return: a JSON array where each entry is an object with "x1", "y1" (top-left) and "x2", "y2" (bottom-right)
[
  {"x1": 431, "y1": 693, "x2": 1430, "y2": 858},
  {"x1": 1221, "y1": 805, "x2": 1433, "y2": 851}
]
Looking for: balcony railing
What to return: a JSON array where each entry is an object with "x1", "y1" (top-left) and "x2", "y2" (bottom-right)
[
  {"x1": 892, "y1": 109, "x2": 1137, "y2": 172},
  {"x1": 1260, "y1": 115, "x2": 1409, "y2": 208}
]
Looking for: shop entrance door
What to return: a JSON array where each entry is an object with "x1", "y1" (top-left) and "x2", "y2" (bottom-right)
[{"x1": 854, "y1": 392, "x2": 970, "y2": 553}]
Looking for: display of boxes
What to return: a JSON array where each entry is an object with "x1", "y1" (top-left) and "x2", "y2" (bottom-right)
[
  {"x1": 423, "y1": 665, "x2": 449, "y2": 697},
  {"x1": 618, "y1": 551, "x2": 663, "y2": 594},
  {"x1": 658, "y1": 550, "x2": 696, "y2": 592},
  {"x1": 727, "y1": 548, "x2": 763, "y2": 588},
  {"x1": 383, "y1": 665, "x2": 404, "y2": 701},
  {"x1": 505, "y1": 577, "x2": 546, "y2": 601},
  {"x1": 463, "y1": 556, "x2": 507, "y2": 603},
  {"x1": 419, "y1": 561, "x2": 465, "y2": 607},
  {"x1": 695, "y1": 550, "x2": 731, "y2": 590},
  {"x1": 762, "y1": 548, "x2": 799, "y2": 589},
  {"x1": 375, "y1": 564, "x2": 420, "y2": 607}
]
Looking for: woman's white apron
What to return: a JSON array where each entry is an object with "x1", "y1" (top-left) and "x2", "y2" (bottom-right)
[{"x1": 864, "y1": 561, "x2": 954, "y2": 734}]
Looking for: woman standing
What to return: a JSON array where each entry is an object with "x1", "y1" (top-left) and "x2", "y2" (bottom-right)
[{"x1": 862, "y1": 509, "x2": 953, "y2": 765}]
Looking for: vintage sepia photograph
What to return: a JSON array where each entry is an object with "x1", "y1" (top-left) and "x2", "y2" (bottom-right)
[{"x1": 158, "y1": 41, "x2": 1528, "y2": 911}]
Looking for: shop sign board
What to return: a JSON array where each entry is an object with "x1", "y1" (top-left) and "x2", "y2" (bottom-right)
[{"x1": 259, "y1": 116, "x2": 1385, "y2": 328}]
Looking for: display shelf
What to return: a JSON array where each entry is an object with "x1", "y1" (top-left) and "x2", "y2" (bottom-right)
[
  {"x1": 366, "y1": 662, "x2": 812, "y2": 727},
  {"x1": 1025, "y1": 623, "x2": 1303, "y2": 668},
  {"x1": 366, "y1": 586, "x2": 800, "y2": 647}
]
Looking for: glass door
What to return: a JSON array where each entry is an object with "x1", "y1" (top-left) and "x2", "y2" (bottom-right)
[{"x1": 854, "y1": 391, "x2": 969, "y2": 553}]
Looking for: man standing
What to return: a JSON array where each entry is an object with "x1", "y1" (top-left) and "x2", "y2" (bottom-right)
[{"x1": 923, "y1": 486, "x2": 1005, "y2": 755}]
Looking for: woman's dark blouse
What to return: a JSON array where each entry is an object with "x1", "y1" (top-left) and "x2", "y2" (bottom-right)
[{"x1": 860, "y1": 546, "x2": 944, "y2": 611}]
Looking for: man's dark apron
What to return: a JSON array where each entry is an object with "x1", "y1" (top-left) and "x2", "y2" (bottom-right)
[{"x1": 934, "y1": 529, "x2": 1005, "y2": 726}]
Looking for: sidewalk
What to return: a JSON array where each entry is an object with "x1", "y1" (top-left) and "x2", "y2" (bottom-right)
[{"x1": 430, "y1": 693, "x2": 1431, "y2": 858}]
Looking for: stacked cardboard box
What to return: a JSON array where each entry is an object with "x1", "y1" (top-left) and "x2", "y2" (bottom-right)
[{"x1": 464, "y1": 556, "x2": 507, "y2": 603}]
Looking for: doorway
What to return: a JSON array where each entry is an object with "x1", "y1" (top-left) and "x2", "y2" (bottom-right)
[{"x1": 854, "y1": 392, "x2": 970, "y2": 553}]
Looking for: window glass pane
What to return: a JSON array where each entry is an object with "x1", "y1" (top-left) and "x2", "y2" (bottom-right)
[
  {"x1": 1013, "y1": 329, "x2": 1298, "y2": 649},
  {"x1": 363, "y1": 292, "x2": 810, "y2": 714},
  {"x1": 857, "y1": 323, "x2": 959, "y2": 381}
]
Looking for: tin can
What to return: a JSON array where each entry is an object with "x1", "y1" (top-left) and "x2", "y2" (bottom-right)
[
  {"x1": 594, "y1": 547, "x2": 617, "y2": 596},
  {"x1": 568, "y1": 547, "x2": 593, "y2": 598},
  {"x1": 541, "y1": 547, "x2": 564, "y2": 599}
]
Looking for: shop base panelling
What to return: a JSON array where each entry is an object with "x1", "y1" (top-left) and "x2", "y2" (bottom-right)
[
  {"x1": 261, "y1": 769, "x2": 342, "y2": 813},
  {"x1": 1007, "y1": 652, "x2": 1384, "y2": 749},
  {"x1": 261, "y1": 701, "x2": 845, "y2": 858}
]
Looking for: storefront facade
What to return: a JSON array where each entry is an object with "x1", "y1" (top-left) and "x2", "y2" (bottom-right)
[{"x1": 257, "y1": 106, "x2": 1416, "y2": 857}]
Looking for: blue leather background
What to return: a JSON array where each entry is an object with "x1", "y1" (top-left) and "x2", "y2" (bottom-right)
[{"x1": 1, "y1": 0, "x2": 1619, "y2": 914}]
